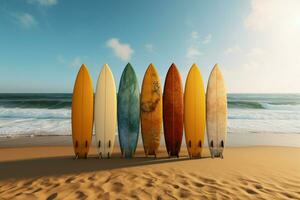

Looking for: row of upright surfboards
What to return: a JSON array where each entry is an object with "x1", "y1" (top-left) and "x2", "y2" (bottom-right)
[{"x1": 72, "y1": 63, "x2": 227, "y2": 159}]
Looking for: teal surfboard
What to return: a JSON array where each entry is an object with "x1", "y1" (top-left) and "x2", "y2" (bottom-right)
[{"x1": 117, "y1": 63, "x2": 140, "y2": 158}]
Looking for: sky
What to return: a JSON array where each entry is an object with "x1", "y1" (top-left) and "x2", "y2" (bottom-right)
[{"x1": 0, "y1": 0, "x2": 300, "y2": 93}]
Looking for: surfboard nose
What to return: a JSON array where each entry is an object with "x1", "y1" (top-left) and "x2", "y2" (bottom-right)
[
  {"x1": 187, "y1": 63, "x2": 202, "y2": 77},
  {"x1": 146, "y1": 63, "x2": 159, "y2": 75},
  {"x1": 170, "y1": 63, "x2": 177, "y2": 70},
  {"x1": 125, "y1": 62, "x2": 133, "y2": 70},
  {"x1": 79, "y1": 64, "x2": 88, "y2": 72},
  {"x1": 212, "y1": 63, "x2": 221, "y2": 72},
  {"x1": 103, "y1": 63, "x2": 109, "y2": 69},
  {"x1": 101, "y1": 64, "x2": 112, "y2": 74},
  {"x1": 191, "y1": 63, "x2": 199, "y2": 70},
  {"x1": 148, "y1": 63, "x2": 155, "y2": 68}
]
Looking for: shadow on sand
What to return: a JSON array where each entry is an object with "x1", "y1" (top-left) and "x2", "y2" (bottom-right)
[{"x1": 0, "y1": 151, "x2": 211, "y2": 180}]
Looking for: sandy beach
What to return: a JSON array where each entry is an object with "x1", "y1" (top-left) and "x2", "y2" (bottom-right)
[{"x1": 0, "y1": 136, "x2": 299, "y2": 200}]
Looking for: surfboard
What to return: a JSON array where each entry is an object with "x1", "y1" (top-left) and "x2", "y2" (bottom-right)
[
  {"x1": 95, "y1": 64, "x2": 117, "y2": 159},
  {"x1": 206, "y1": 64, "x2": 227, "y2": 158},
  {"x1": 117, "y1": 63, "x2": 140, "y2": 158},
  {"x1": 163, "y1": 63, "x2": 183, "y2": 157},
  {"x1": 140, "y1": 64, "x2": 162, "y2": 157},
  {"x1": 184, "y1": 64, "x2": 206, "y2": 158},
  {"x1": 71, "y1": 64, "x2": 94, "y2": 159}
]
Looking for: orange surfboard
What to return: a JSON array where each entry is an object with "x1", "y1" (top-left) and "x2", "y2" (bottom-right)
[
  {"x1": 140, "y1": 64, "x2": 162, "y2": 157},
  {"x1": 71, "y1": 64, "x2": 94, "y2": 158}
]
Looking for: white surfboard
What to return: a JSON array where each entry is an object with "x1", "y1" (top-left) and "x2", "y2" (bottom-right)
[
  {"x1": 206, "y1": 64, "x2": 227, "y2": 158},
  {"x1": 95, "y1": 64, "x2": 117, "y2": 158}
]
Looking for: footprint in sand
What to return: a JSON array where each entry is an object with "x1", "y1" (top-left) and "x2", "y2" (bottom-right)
[
  {"x1": 76, "y1": 191, "x2": 87, "y2": 199},
  {"x1": 111, "y1": 182, "x2": 124, "y2": 193},
  {"x1": 243, "y1": 187, "x2": 258, "y2": 195},
  {"x1": 156, "y1": 195, "x2": 163, "y2": 200},
  {"x1": 281, "y1": 192, "x2": 297, "y2": 199},
  {"x1": 254, "y1": 184, "x2": 263, "y2": 190},
  {"x1": 97, "y1": 192, "x2": 110, "y2": 200},
  {"x1": 88, "y1": 175, "x2": 96, "y2": 181},
  {"x1": 178, "y1": 188, "x2": 191, "y2": 198},
  {"x1": 14, "y1": 192, "x2": 23, "y2": 197},
  {"x1": 65, "y1": 177, "x2": 76, "y2": 183},
  {"x1": 22, "y1": 179, "x2": 35, "y2": 186},
  {"x1": 154, "y1": 171, "x2": 169, "y2": 178},
  {"x1": 201, "y1": 177, "x2": 217, "y2": 185},
  {"x1": 173, "y1": 184, "x2": 180, "y2": 189},
  {"x1": 51, "y1": 183, "x2": 60, "y2": 189},
  {"x1": 46, "y1": 192, "x2": 57, "y2": 200},
  {"x1": 179, "y1": 180, "x2": 189, "y2": 186},
  {"x1": 32, "y1": 188, "x2": 42, "y2": 193},
  {"x1": 145, "y1": 180, "x2": 154, "y2": 188},
  {"x1": 192, "y1": 181, "x2": 205, "y2": 188}
]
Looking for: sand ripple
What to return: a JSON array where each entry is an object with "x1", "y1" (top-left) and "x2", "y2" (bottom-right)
[{"x1": 1, "y1": 168, "x2": 300, "y2": 200}]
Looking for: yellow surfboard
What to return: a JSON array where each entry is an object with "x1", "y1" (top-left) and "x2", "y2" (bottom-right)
[
  {"x1": 72, "y1": 64, "x2": 94, "y2": 159},
  {"x1": 184, "y1": 64, "x2": 206, "y2": 158},
  {"x1": 140, "y1": 63, "x2": 162, "y2": 156}
]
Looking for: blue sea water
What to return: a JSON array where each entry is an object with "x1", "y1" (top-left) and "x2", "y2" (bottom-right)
[
  {"x1": 0, "y1": 94, "x2": 71, "y2": 136},
  {"x1": 0, "y1": 93, "x2": 300, "y2": 137}
]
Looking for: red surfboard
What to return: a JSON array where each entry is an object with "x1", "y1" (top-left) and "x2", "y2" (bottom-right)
[{"x1": 163, "y1": 63, "x2": 184, "y2": 157}]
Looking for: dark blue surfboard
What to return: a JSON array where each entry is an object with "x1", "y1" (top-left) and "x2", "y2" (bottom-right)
[{"x1": 117, "y1": 63, "x2": 140, "y2": 158}]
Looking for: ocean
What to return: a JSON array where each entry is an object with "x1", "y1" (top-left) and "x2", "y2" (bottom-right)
[{"x1": 0, "y1": 93, "x2": 300, "y2": 139}]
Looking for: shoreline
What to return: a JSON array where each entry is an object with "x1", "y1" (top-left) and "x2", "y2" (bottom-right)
[{"x1": 1, "y1": 132, "x2": 300, "y2": 148}]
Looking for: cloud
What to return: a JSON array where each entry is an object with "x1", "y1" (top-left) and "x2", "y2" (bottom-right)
[
  {"x1": 10, "y1": 13, "x2": 37, "y2": 28},
  {"x1": 27, "y1": 0, "x2": 58, "y2": 6},
  {"x1": 202, "y1": 34, "x2": 212, "y2": 44},
  {"x1": 186, "y1": 46, "x2": 203, "y2": 60},
  {"x1": 70, "y1": 57, "x2": 82, "y2": 68},
  {"x1": 145, "y1": 44, "x2": 154, "y2": 52},
  {"x1": 222, "y1": 0, "x2": 300, "y2": 92},
  {"x1": 245, "y1": 0, "x2": 300, "y2": 32},
  {"x1": 244, "y1": 0, "x2": 300, "y2": 92},
  {"x1": 191, "y1": 31, "x2": 199, "y2": 39},
  {"x1": 57, "y1": 55, "x2": 84, "y2": 68},
  {"x1": 246, "y1": 48, "x2": 265, "y2": 57},
  {"x1": 57, "y1": 55, "x2": 65, "y2": 64},
  {"x1": 224, "y1": 45, "x2": 242, "y2": 55},
  {"x1": 106, "y1": 38, "x2": 133, "y2": 61},
  {"x1": 186, "y1": 31, "x2": 205, "y2": 61},
  {"x1": 190, "y1": 31, "x2": 212, "y2": 44},
  {"x1": 185, "y1": 31, "x2": 212, "y2": 62}
]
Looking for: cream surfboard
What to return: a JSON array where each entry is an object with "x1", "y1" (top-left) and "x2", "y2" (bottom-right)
[
  {"x1": 95, "y1": 64, "x2": 117, "y2": 158},
  {"x1": 206, "y1": 64, "x2": 227, "y2": 158}
]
